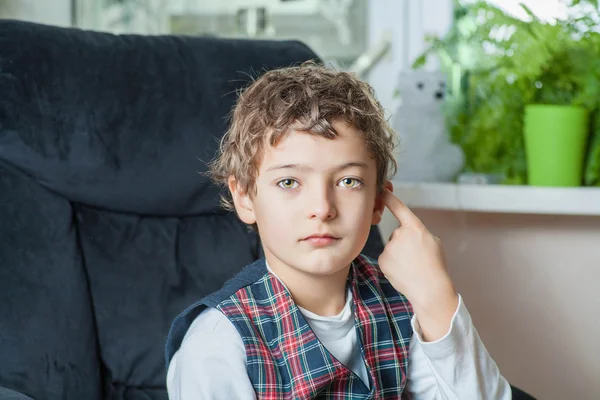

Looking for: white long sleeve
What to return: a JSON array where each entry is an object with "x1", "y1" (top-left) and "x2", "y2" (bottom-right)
[
  {"x1": 166, "y1": 309, "x2": 256, "y2": 399},
  {"x1": 167, "y1": 294, "x2": 510, "y2": 400},
  {"x1": 406, "y1": 295, "x2": 511, "y2": 399}
]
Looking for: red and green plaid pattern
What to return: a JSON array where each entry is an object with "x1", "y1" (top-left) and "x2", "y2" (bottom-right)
[{"x1": 217, "y1": 254, "x2": 414, "y2": 399}]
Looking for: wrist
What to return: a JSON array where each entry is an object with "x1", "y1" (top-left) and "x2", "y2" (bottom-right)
[{"x1": 412, "y1": 288, "x2": 459, "y2": 342}]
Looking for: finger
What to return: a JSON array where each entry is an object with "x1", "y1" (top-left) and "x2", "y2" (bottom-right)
[{"x1": 382, "y1": 188, "x2": 425, "y2": 228}]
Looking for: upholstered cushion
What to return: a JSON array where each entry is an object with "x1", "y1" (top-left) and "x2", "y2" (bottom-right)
[
  {"x1": 0, "y1": 386, "x2": 36, "y2": 400},
  {"x1": 0, "y1": 163, "x2": 102, "y2": 400},
  {"x1": 76, "y1": 206, "x2": 260, "y2": 399}
]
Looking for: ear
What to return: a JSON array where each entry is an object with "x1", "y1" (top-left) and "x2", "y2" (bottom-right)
[
  {"x1": 228, "y1": 176, "x2": 257, "y2": 225},
  {"x1": 372, "y1": 180, "x2": 393, "y2": 225}
]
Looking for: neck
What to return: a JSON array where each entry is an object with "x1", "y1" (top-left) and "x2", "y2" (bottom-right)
[{"x1": 265, "y1": 257, "x2": 350, "y2": 317}]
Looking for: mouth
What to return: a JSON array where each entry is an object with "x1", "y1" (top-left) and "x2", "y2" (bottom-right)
[{"x1": 301, "y1": 234, "x2": 340, "y2": 246}]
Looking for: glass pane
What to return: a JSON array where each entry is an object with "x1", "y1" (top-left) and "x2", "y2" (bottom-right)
[
  {"x1": 479, "y1": 0, "x2": 568, "y2": 22},
  {"x1": 73, "y1": 0, "x2": 369, "y2": 66}
]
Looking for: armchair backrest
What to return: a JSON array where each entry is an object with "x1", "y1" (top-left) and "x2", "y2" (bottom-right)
[{"x1": 0, "y1": 19, "x2": 320, "y2": 400}]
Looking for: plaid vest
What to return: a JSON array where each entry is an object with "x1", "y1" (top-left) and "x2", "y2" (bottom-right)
[{"x1": 166, "y1": 254, "x2": 413, "y2": 399}]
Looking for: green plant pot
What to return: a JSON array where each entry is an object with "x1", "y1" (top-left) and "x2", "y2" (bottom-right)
[{"x1": 524, "y1": 104, "x2": 589, "y2": 187}]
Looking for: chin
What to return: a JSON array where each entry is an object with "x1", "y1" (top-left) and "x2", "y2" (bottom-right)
[
  {"x1": 299, "y1": 264, "x2": 349, "y2": 277},
  {"x1": 300, "y1": 251, "x2": 357, "y2": 275}
]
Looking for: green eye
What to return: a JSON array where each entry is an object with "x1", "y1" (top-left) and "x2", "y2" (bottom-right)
[
  {"x1": 278, "y1": 179, "x2": 298, "y2": 189},
  {"x1": 339, "y1": 178, "x2": 361, "y2": 188}
]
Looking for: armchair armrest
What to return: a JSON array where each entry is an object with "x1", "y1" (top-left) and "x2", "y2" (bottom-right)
[
  {"x1": 0, "y1": 387, "x2": 35, "y2": 400},
  {"x1": 511, "y1": 384, "x2": 536, "y2": 400}
]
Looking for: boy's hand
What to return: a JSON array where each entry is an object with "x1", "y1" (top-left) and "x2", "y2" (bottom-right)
[{"x1": 378, "y1": 188, "x2": 458, "y2": 342}]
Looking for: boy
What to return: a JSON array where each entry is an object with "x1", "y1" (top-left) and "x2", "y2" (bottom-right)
[{"x1": 165, "y1": 62, "x2": 510, "y2": 399}]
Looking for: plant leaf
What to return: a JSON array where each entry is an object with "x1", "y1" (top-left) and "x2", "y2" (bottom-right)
[
  {"x1": 519, "y1": 3, "x2": 539, "y2": 22},
  {"x1": 411, "y1": 53, "x2": 428, "y2": 69}
]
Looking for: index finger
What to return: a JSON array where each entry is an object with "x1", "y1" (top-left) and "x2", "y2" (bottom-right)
[{"x1": 382, "y1": 188, "x2": 425, "y2": 228}]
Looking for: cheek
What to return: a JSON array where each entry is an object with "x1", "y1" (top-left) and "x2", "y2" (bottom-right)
[
  {"x1": 253, "y1": 194, "x2": 295, "y2": 235},
  {"x1": 339, "y1": 190, "x2": 376, "y2": 221}
]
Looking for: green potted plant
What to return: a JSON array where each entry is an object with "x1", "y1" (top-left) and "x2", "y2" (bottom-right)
[{"x1": 414, "y1": 0, "x2": 600, "y2": 186}]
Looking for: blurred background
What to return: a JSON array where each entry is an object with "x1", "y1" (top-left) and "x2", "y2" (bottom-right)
[
  {"x1": 2, "y1": 1, "x2": 599, "y2": 399},
  {"x1": 4, "y1": 0, "x2": 600, "y2": 188}
]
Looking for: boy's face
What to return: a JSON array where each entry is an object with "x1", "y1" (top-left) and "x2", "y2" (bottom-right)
[{"x1": 230, "y1": 120, "x2": 387, "y2": 278}]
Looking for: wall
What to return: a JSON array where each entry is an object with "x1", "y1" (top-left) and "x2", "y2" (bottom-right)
[{"x1": 378, "y1": 210, "x2": 600, "y2": 400}]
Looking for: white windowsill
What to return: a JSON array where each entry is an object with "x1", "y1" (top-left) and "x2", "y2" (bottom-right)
[{"x1": 392, "y1": 181, "x2": 600, "y2": 216}]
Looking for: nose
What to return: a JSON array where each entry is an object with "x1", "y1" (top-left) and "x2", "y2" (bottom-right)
[{"x1": 308, "y1": 185, "x2": 337, "y2": 221}]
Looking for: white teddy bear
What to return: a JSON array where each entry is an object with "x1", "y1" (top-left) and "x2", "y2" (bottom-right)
[{"x1": 391, "y1": 70, "x2": 464, "y2": 182}]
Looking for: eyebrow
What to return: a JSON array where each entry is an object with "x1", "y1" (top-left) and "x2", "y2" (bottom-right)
[{"x1": 266, "y1": 161, "x2": 369, "y2": 173}]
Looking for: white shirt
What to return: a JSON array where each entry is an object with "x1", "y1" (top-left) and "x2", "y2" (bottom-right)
[{"x1": 167, "y1": 272, "x2": 511, "y2": 399}]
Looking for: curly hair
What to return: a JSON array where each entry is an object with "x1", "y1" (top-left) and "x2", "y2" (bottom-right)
[{"x1": 208, "y1": 61, "x2": 398, "y2": 211}]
